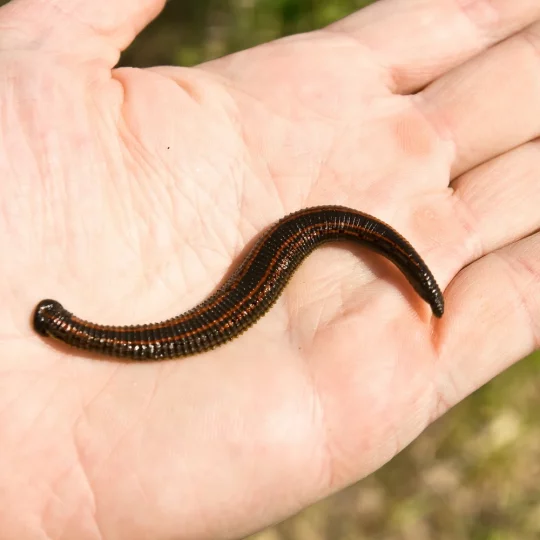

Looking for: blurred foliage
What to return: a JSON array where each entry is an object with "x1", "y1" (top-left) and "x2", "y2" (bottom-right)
[{"x1": 120, "y1": 0, "x2": 373, "y2": 67}]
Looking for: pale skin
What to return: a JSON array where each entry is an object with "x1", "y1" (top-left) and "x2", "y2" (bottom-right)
[{"x1": 1, "y1": 0, "x2": 540, "y2": 538}]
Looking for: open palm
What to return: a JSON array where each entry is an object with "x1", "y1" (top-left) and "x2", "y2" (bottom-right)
[{"x1": 2, "y1": 0, "x2": 540, "y2": 538}]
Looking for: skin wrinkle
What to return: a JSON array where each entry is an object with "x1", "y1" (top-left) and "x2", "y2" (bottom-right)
[
  {"x1": 496, "y1": 248, "x2": 540, "y2": 349},
  {"x1": 298, "y1": 348, "x2": 336, "y2": 492},
  {"x1": 114, "y1": 110, "x2": 199, "y2": 305},
  {"x1": 114, "y1": 78, "x2": 152, "y2": 166},
  {"x1": 255, "y1": 154, "x2": 289, "y2": 210},
  {"x1": 237, "y1": 111, "x2": 283, "y2": 214},
  {"x1": 411, "y1": 92, "x2": 457, "y2": 165},
  {"x1": 192, "y1": 181, "x2": 242, "y2": 267},
  {"x1": 154, "y1": 67, "x2": 204, "y2": 100},
  {"x1": 431, "y1": 274, "x2": 470, "y2": 410},
  {"x1": 237, "y1": 88, "x2": 287, "y2": 213},
  {"x1": 335, "y1": 275, "x2": 358, "y2": 321},
  {"x1": 41, "y1": 460, "x2": 84, "y2": 539},
  {"x1": 69, "y1": 364, "x2": 128, "y2": 530},
  {"x1": 24, "y1": 390, "x2": 96, "y2": 539},
  {"x1": 226, "y1": 100, "x2": 321, "y2": 213},
  {"x1": 454, "y1": 0, "x2": 501, "y2": 34},
  {"x1": 77, "y1": 363, "x2": 122, "y2": 413},
  {"x1": 0, "y1": 371, "x2": 44, "y2": 420},
  {"x1": 450, "y1": 188, "x2": 485, "y2": 262},
  {"x1": 390, "y1": 107, "x2": 437, "y2": 160},
  {"x1": 457, "y1": 144, "x2": 540, "y2": 246},
  {"x1": 111, "y1": 162, "x2": 144, "y2": 252},
  {"x1": 312, "y1": 264, "x2": 351, "y2": 324},
  {"x1": 34, "y1": 524, "x2": 55, "y2": 540},
  {"x1": 88, "y1": 406, "x2": 146, "y2": 496},
  {"x1": 328, "y1": 0, "x2": 501, "y2": 94},
  {"x1": 521, "y1": 22, "x2": 540, "y2": 59},
  {"x1": 301, "y1": 291, "x2": 327, "y2": 343},
  {"x1": 113, "y1": 73, "x2": 248, "y2": 297},
  {"x1": 57, "y1": 508, "x2": 95, "y2": 540},
  {"x1": 221, "y1": 80, "x2": 301, "y2": 132},
  {"x1": 304, "y1": 148, "x2": 327, "y2": 201},
  {"x1": 241, "y1": 121, "x2": 284, "y2": 197},
  {"x1": 322, "y1": 288, "x2": 349, "y2": 334},
  {"x1": 431, "y1": 380, "x2": 453, "y2": 423},
  {"x1": 286, "y1": 33, "x2": 385, "y2": 121},
  {"x1": 16, "y1": 377, "x2": 66, "y2": 449},
  {"x1": 283, "y1": 284, "x2": 301, "y2": 347},
  {"x1": 176, "y1": 236, "x2": 226, "y2": 306},
  {"x1": 227, "y1": 175, "x2": 249, "y2": 259},
  {"x1": 119, "y1": 370, "x2": 166, "y2": 521},
  {"x1": 321, "y1": 27, "x2": 399, "y2": 94},
  {"x1": 453, "y1": 143, "x2": 540, "y2": 265},
  {"x1": 71, "y1": 428, "x2": 101, "y2": 540}
]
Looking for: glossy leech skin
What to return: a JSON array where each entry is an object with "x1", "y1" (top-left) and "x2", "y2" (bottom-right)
[{"x1": 33, "y1": 206, "x2": 444, "y2": 360}]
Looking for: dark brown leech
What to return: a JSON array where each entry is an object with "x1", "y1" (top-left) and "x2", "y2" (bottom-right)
[{"x1": 33, "y1": 206, "x2": 444, "y2": 360}]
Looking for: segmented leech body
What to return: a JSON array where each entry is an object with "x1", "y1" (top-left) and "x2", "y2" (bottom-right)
[{"x1": 33, "y1": 206, "x2": 444, "y2": 360}]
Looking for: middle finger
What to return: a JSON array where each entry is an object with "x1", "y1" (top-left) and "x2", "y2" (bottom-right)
[{"x1": 417, "y1": 21, "x2": 540, "y2": 179}]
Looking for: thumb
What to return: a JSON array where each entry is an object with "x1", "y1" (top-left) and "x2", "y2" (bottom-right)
[{"x1": 0, "y1": 0, "x2": 165, "y2": 66}]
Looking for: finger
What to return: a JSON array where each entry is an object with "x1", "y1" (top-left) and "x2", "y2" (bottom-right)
[
  {"x1": 329, "y1": 0, "x2": 540, "y2": 93},
  {"x1": 0, "y1": 0, "x2": 165, "y2": 64},
  {"x1": 418, "y1": 21, "x2": 540, "y2": 178},
  {"x1": 438, "y1": 233, "x2": 540, "y2": 409},
  {"x1": 451, "y1": 141, "x2": 540, "y2": 263}
]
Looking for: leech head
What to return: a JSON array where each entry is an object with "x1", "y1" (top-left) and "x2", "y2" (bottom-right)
[
  {"x1": 423, "y1": 275, "x2": 444, "y2": 318},
  {"x1": 33, "y1": 299, "x2": 63, "y2": 337}
]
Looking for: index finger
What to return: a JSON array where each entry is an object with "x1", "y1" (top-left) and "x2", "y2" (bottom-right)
[{"x1": 329, "y1": 0, "x2": 540, "y2": 93}]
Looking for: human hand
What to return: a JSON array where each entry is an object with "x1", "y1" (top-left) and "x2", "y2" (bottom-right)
[{"x1": 2, "y1": 0, "x2": 540, "y2": 538}]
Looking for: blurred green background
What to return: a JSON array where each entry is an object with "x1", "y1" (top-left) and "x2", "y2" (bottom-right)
[
  {"x1": 120, "y1": 3, "x2": 540, "y2": 539},
  {"x1": 120, "y1": 0, "x2": 375, "y2": 68}
]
